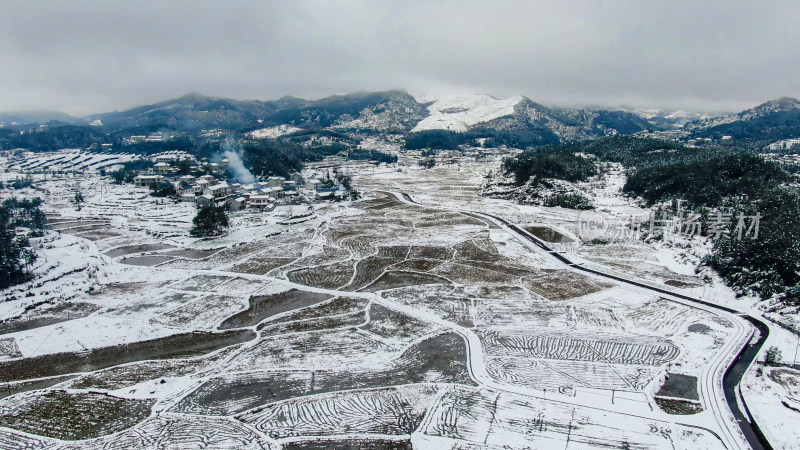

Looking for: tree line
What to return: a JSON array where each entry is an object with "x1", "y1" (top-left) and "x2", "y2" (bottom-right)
[{"x1": 1, "y1": 198, "x2": 46, "y2": 289}]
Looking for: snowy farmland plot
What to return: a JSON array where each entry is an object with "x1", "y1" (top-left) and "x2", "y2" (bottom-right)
[
  {"x1": 0, "y1": 157, "x2": 785, "y2": 450},
  {"x1": 6, "y1": 149, "x2": 139, "y2": 175}
]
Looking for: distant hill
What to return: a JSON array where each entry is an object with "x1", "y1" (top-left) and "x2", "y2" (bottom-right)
[
  {"x1": 419, "y1": 96, "x2": 654, "y2": 147},
  {"x1": 267, "y1": 90, "x2": 428, "y2": 132},
  {"x1": 687, "y1": 97, "x2": 800, "y2": 141},
  {"x1": 73, "y1": 90, "x2": 696, "y2": 141},
  {"x1": 631, "y1": 108, "x2": 716, "y2": 129},
  {"x1": 88, "y1": 90, "x2": 429, "y2": 134},
  {"x1": 6, "y1": 91, "x2": 800, "y2": 153},
  {"x1": 0, "y1": 110, "x2": 79, "y2": 126},
  {"x1": 90, "y1": 92, "x2": 282, "y2": 131}
]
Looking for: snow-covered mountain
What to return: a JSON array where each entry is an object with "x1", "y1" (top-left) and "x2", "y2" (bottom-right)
[
  {"x1": 77, "y1": 90, "x2": 655, "y2": 139},
  {"x1": 410, "y1": 94, "x2": 523, "y2": 132},
  {"x1": 632, "y1": 108, "x2": 712, "y2": 128},
  {"x1": 17, "y1": 91, "x2": 800, "y2": 153},
  {"x1": 328, "y1": 91, "x2": 428, "y2": 132},
  {"x1": 477, "y1": 98, "x2": 652, "y2": 141},
  {"x1": 406, "y1": 94, "x2": 653, "y2": 143}
]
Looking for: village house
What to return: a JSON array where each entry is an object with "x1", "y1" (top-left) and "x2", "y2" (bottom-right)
[
  {"x1": 229, "y1": 196, "x2": 247, "y2": 210},
  {"x1": 249, "y1": 195, "x2": 276, "y2": 210},
  {"x1": 284, "y1": 190, "x2": 300, "y2": 202},
  {"x1": 262, "y1": 186, "x2": 284, "y2": 198},
  {"x1": 204, "y1": 183, "x2": 231, "y2": 199},
  {"x1": 306, "y1": 178, "x2": 321, "y2": 190},
  {"x1": 266, "y1": 176, "x2": 286, "y2": 188},
  {"x1": 315, "y1": 190, "x2": 339, "y2": 201},
  {"x1": 241, "y1": 182, "x2": 264, "y2": 191},
  {"x1": 176, "y1": 182, "x2": 196, "y2": 197},
  {"x1": 153, "y1": 162, "x2": 172, "y2": 174},
  {"x1": 196, "y1": 194, "x2": 215, "y2": 208},
  {"x1": 133, "y1": 174, "x2": 164, "y2": 187}
]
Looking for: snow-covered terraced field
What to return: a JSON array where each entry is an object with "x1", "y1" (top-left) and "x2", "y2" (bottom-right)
[
  {"x1": 7, "y1": 149, "x2": 139, "y2": 173},
  {"x1": 0, "y1": 163, "x2": 763, "y2": 449}
]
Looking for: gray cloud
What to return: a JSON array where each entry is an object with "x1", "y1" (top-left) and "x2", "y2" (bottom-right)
[{"x1": 0, "y1": 0, "x2": 798, "y2": 115}]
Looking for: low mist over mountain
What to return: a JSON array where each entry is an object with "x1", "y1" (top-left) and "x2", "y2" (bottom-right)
[
  {"x1": 0, "y1": 110, "x2": 79, "y2": 126},
  {"x1": 90, "y1": 92, "x2": 284, "y2": 131},
  {"x1": 687, "y1": 97, "x2": 800, "y2": 141}
]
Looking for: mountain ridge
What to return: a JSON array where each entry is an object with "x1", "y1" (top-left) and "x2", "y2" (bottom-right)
[
  {"x1": 687, "y1": 96, "x2": 800, "y2": 141},
  {"x1": 3, "y1": 91, "x2": 800, "y2": 147}
]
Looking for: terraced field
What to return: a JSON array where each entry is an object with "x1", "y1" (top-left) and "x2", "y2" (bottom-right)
[
  {"x1": 0, "y1": 183, "x2": 743, "y2": 449},
  {"x1": 0, "y1": 391, "x2": 154, "y2": 440},
  {"x1": 239, "y1": 384, "x2": 439, "y2": 439},
  {"x1": 419, "y1": 386, "x2": 720, "y2": 448}
]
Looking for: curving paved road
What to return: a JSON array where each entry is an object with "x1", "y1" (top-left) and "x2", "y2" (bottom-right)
[{"x1": 397, "y1": 192, "x2": 772, "y2": 450}]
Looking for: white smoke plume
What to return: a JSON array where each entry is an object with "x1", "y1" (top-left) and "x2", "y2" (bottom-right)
[{"x1": 222, "y1": 137, "x2": 256, "y2": 184}]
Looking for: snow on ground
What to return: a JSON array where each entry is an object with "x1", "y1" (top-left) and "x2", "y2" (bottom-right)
[
  {"x1": 357, "y1": 136, "x2": 403, "y2": 153},
  {"x1": 5, "y1": 149, "x2": 138, "y2": 173},
  {"x1": 247, "y1": 124, "x2": 302, "y2": 139},
  {"x1": 355, "y1": 158, "x2": 800, "y2": 449},
  {"x1": 0, "y1": 154, "x2": 797, "y2": 449},
  {"x1": 13, "y1": 313, "x2": 182, "y2": 357},
  {"x1": 742, "y1": 320, "x2": 800, "y2": 449},
  {"x1": 411, "y1": 93, "x2": 522, "y2": 132}
]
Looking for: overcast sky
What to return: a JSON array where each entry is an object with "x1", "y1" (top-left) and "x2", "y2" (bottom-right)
[{"x1": 1, "y1": 0, "x2": 798, "y2": 116}]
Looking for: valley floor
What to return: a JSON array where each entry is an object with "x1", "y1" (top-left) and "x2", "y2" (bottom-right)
[{"x1": 0, "y1": 159, "x2": 797, "y2": 449}]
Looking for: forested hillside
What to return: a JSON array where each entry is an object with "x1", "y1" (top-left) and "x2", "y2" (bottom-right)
[
  {"x1": 623, "y1": 152, "x2": 791, "y2": 206},
  {"x1": 493, "y1": 134, "x2": 800, "y2": 308},
  {"x1": 689, "y1": 97, "x2": 800, "y2": 141},
  {"x1": 503, "y1": 146, "x2": 597, "y2": 185},
  {"x1": 705, "y1": 188, "x2": 800, "y2": 307}
]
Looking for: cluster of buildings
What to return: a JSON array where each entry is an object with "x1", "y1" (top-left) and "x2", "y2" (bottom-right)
[
  {"x1": 131, "y1": 152, "x2": 349, "y2": 211},
  {"x1": 123, "y1": 132, "x2": 173, "y2": 145},
  {"x1": 399, "y1": 147, "x2": 519, "y2": 165},
  {"x1": 766, "y1": 138, "x2": 800, "y2": 152},
  {"x1": 686, "y1": 135, "x2": 733, "y2": 146},
  {"x1": 193, "y1": 175, "x2": 306, "y2": 211}
]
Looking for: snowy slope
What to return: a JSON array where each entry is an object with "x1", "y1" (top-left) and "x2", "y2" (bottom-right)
[
  {"x1": 247, "y1": 125, "x2": 302, "y2": 139},
  {"x1": 411, "y1": 94, "x2": 523, "y2": 132}
]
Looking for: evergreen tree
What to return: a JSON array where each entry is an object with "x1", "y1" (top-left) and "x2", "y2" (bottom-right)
[
  {"x1": 0, "y1": 198, "x2": 45, "y2": 289},
  {"x1": 73, "y1": 191, "x2": 84, "y2": 211},
  {"x1": 149, "y1": 182, "x2": 177, "y2": 198},
  {"x1": 190, "y1": 206, "x2": 229, "y2": 237},
  {"x1": 765, "y1": 346, "x2": 782, "y2": 365}
]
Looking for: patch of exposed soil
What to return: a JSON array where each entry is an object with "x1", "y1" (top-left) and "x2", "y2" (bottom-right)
[
  {"x1": 0, "y1": 329, "x2": 255, "y2": 382},
  {"x1": 219, "y1": 289, "x2": 334, "y2": 329}
]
